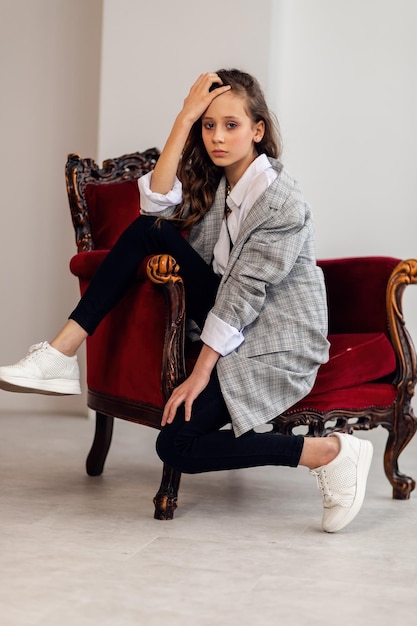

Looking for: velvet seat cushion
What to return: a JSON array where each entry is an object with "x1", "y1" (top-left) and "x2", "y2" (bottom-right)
[
  {"x1": 282, "y1": 332, "x2": 398, "y2": 415},
  {"x1": 312, "y1": 332, "x2": 396, "y2": 395},
  {"x1": 285, "y1": 383, "x2": 397, "y2": 414}
]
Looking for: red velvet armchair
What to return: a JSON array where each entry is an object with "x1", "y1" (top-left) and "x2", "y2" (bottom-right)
[
  {"x1": 66, "y1": 150, "x2": 417, "y2": 521},
  {"x1": 271, "y1": 256, "x2": 417, "y2": 500}
]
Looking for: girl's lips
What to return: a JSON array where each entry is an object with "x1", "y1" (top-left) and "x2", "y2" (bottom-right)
[{"x1": 212, "y1": 150, "x2": 227, "y2": 157}]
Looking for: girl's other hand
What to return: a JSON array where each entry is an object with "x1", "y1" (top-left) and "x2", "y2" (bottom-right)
[{"x1": 161, "y1": 370, "x2": 210, "y2": 426}]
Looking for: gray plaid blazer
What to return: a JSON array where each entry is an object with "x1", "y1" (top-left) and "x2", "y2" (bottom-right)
[{"x1": 187, "y1": 158, "x2": 329, "y2": 436}]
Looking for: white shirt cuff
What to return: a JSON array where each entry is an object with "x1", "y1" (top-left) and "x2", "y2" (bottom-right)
[
  {"x1": 200, "y1": 312, "x2": 244, "y2": 356},
  {"x1": 138, "y1": 171, "x2": 183, "y2": 213}
]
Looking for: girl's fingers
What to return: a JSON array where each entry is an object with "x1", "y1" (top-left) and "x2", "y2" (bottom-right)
[
  {"x1": 184, "y1": 399, "x2": 193, "y2": 422},
  {"x1": 186, "y1": 73, "x2": 230, "y2": 110},
  {"x1": 200, "y1": 73, "x2": 230, "y2": 96},
  {"x1": 161, "y1": 395, "x2": 180, "y2": 426},
  {"x1": 161, "y1": 382, "x2": 199, "y2": 426},
  {"x1": 161, "y1": 364, "x2": 212, "y2": 426},
  {"x1": 161, "y1": 387, "x2": 188, "y2": 425},
  {"x1": 196, "y1": 72, "x2": 222, "y2": 87}
]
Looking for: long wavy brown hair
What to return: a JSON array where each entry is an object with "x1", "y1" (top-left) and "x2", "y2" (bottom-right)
[{"x1": 170, "y1": 69, "x2": 282, "y2": 232}]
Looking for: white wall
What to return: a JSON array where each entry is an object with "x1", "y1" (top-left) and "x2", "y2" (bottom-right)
[
  {"x1": 97, "y1": 0, "x2": 275, "y2": 160},
  {"x1": 274, "y1": 0, "x2": 417, "y2": 343},
  {"x1": 0, "y1": 0, "x2": 102, "y2": 414},
  {"x1": 275, "y1": 0, "x2": 417, "y2": 258},
  {"x1": 1, "y1": 0, "x2": 416, "y2": 416}
]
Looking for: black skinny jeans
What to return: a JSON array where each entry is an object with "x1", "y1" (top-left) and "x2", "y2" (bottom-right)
[{"x1": 70, "y1": 216, "x2": 304, "y2": 473}]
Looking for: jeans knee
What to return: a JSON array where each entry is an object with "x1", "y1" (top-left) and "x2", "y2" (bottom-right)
[
  {"x1": 155, "y1": 428, "x2": 171, "y2": 464},
  {"x1": 156, "y1": 426, "x2": 180, "y2": 466},
  {"x1": 155, "y1": 426, "x2": 198, "y2": 474}
]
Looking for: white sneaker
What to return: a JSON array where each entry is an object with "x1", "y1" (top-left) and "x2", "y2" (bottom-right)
[
  {"x1": 310, "y1": 432, "x2": 373, "y2": 533},
  {"x1": 0, "y1": 342, "x2": 81, "y2": 395}
]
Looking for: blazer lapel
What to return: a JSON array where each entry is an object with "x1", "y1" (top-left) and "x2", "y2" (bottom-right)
[
  {"x1": 188, "y1": 176, "x2": 227, "y2": 264},
  {"x1": 221, "y1": 189, "x2": 271, "y2": 280}
]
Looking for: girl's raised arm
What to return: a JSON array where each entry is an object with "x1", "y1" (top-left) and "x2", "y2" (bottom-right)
[{"x1": 150, "y1": 73, "x2": 230, "y2": 194}]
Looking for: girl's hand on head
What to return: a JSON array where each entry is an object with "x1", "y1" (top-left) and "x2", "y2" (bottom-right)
[{"x1": 180, "y1": 72, "x2": 231, "y2": 126}]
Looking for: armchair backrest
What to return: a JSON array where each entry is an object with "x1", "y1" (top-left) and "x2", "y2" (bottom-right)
[
  {"x1": 318, "y1": 256, "x2": 400, "y2": 335},
  {"x1": 84, "y1": 180, "x2": 141, "y2": 250},
  {"x1": 65, "y1": 149, "x2": 160, "y2": 252}
]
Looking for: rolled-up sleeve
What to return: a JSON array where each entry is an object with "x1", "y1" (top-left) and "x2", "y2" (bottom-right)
[
  {"x1": 138, "y1": 171, "x2": 183, "y2": 214},
  {"x1": 200, "y1": 311, "x2": 244, "y2": 356}
]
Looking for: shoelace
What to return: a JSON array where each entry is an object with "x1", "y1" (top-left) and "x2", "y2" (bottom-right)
[
  {"x1": 310, "y1": 466, "x2": 354, "y2": 508},
  {"x1": 310, "y1": 468, "x2": 333, "y2": 499},
  {"x1": 19, "y1": 342, "x2": 47, "y2": 364}
]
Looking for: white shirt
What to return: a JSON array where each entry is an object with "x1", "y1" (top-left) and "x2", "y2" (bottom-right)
[{"x1": 138, "y1": 154, "x2": 278, "y2": 356}]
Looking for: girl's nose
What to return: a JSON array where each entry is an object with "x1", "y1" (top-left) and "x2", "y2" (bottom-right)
[{"x1": 213, "y1": 128, "x2": 224, "y2": 143}]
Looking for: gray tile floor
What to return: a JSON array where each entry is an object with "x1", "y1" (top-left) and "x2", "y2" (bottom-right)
[{"x1": 1, "y1": 411, "x2": 417, "y2": 626}]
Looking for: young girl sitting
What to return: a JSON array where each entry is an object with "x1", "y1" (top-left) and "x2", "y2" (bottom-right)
[{"x1": 0, "y1": 69, "x2": 373, "y2": 533}]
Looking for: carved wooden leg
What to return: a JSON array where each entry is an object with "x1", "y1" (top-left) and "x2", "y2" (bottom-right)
[
  {"x1": 86, "y1": 412, "x2": 114, "y2": 476},
  {"x1": 153, "y1": 463, "x2": 182, "y2": 520},
  {"x1": 383, "y1": 412, "x2": 417, "y2": 499}
]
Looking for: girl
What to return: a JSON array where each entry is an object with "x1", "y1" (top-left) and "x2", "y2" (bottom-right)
[{"x1": 0, "y1": 69, "x2": 373, "y2": 532}]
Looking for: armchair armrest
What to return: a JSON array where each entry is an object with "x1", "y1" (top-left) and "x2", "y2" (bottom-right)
[
  {"x1": 146, "y1": 254, "x2": 186, "y2": 400},
  {"x1": 386, "y1": 259, "x2": 417, "y2": 391},
  {"x1": 70, "y1": 250, "x2": 187, "y2": 406},
  {"x1": 70, "y1": 251, "x2": 177, "y2": 287},
  {"x1": 70, "y1": 250, "x2": 112, "y2": 280}
]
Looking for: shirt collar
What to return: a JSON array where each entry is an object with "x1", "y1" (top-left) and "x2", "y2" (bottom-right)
[{"x1": 228, "y1": 153, "x2": 272, "y2": 209}]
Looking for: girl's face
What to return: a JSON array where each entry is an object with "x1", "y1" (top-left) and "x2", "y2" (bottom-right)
[{"x1": 201, "y1": 91, "x2": 264, "y2": 185}]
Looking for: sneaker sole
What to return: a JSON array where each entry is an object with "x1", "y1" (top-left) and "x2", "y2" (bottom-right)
[
  {"x1": 323, "y1": 439, "x2": 374, "y2": 533},
  {"x1": 0, "y1": 376, "x2": 81, "y2": 396}
]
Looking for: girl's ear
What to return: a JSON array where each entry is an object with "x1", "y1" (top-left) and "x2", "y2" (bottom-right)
[{"x1": 254, "y1": 120, "x2": 265, "y2": 143}]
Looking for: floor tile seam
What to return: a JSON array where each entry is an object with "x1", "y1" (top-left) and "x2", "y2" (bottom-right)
[
  {"x1": 282, "y1": 523, "x2": 314, "y2": 547},
  {"x1": 248, "y1": 571, "x2": 417, "y2": 592},
  {"x1": 141, "y1": 533, "x2": 306, "y2": 552},
  {"x1": 122, "y1": 535, "x2": 160, "y2": 560}
]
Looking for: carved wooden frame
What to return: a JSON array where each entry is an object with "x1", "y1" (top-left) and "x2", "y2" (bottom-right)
[{"x1": 65, "y1": 149, "x2": 160, "y2": 253}]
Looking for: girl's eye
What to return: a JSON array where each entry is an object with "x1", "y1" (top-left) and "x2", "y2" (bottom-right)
[{"x1": 203, "y1": 121, "x2": 238, "y2": 130}]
